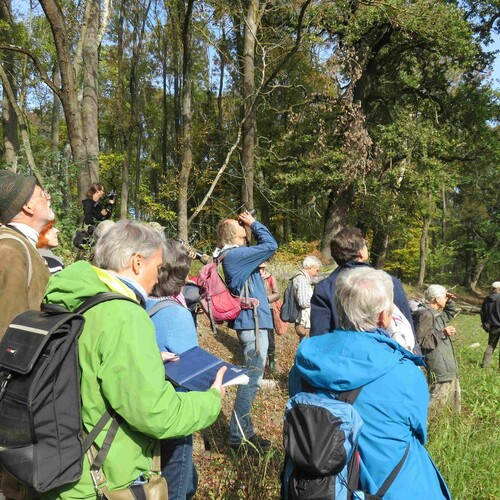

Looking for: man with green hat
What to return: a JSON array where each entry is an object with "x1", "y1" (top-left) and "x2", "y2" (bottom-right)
[
  {"x1": 0, "y1": 170, "x2": 55, "y2": 499},
  {"x1": 0, "y1": 170, "x2": 54, "y2": 339}
]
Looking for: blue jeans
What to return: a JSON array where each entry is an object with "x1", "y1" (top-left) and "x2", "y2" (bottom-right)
[
  {"x1": 160, "y1": 435, "x2": 197, "y2": 500},
  {"x1": 229, "y1": 328, "x2": 269, "y2": 444}
]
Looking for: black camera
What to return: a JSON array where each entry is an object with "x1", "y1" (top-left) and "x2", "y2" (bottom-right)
[
  {"x1": 238, "y1": 208, "x2": 256, "y2": 225},
  {"x1": 176, "y1": 239, "x2": 205, "y2": 261},
  {"x1": 107, "y1": 190, "x2": 117, "y2": 201}
]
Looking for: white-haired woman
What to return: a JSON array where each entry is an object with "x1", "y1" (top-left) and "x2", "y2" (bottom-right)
[
  {"x1": 287, "y1": 268, "x2": 451, "y2": 499},
  {"x1": 413, "y1": 284, "x2": 460, "y2": 412},
  {"x1": 293, "y1": 255, "x2": 322, "y2": 340}
]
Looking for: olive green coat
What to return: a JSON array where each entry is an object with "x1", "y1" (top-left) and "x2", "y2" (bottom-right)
[{"x1": 414, "y1": 300, "x2": 458, "y2": 382}]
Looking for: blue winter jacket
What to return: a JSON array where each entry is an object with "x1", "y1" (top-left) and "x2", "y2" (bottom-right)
[
  {"x1": 310, "y1": 261, "x2": 415, "y2": 337},
  {"x1": 290, "y1": 330, "x2": 451, "y2": 500},
  {"x1": 221, "y1": 221, "x2": 278, "y2": 331}
]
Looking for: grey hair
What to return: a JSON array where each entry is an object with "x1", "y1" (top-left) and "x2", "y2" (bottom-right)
[
  {"x1": 303, "y1": 255, "x2": 322, "y2": 269},
  {"x1": 94, "y1": 219, "x2": 165, "y2": 271},
  {"x1": 93, "y1": 220, "x2": 115, "y2": 242},
  {"x1": 424, "y1": 284, "x2": 447, "y2": 303},
  {"x1": 334, "y1": 268, "x2": 394, "y2": 332}
]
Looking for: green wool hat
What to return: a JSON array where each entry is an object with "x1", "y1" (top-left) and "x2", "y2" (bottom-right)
[{"x1": 0, "y1": 170, "x2": 37, "y2": 224}]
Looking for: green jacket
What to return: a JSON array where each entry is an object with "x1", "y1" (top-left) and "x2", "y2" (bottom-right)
[
  {"x1": 43, "y1": 261, "x2": 221, "y2": 499},
  {"x1": 414, "y1": 300, "x2": 458, "y2": 382}
]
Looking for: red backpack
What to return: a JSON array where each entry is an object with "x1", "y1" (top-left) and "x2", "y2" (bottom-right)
[{"x1": 195, "y1": 253, "x2": 258, "y2": 329}]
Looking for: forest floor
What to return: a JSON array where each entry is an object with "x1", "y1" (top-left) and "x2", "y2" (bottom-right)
[{"x1": 192, "y1": 288, "x2": 500, "y2": 499}]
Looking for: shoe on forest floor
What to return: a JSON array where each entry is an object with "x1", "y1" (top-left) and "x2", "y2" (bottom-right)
[{"x1": 229, "y1": 434, "x2": 271, "y2": 454}]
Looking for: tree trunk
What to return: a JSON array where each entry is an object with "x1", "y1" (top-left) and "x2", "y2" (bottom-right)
[
  {"x1": 50, "y1": 63, "x2": 61, "y2": 162},
  {"x1": 38, "y1": 0, "x2": 89, "y2": 200},
  {"x1": 117, "y1": 0, "x2": 129, "y2": 219},
  {"x1": 0, "y1": 0, "x2": 19, "y2": 170},
  {"x1": 321, "y1": 186, "x2": 355, "y2": 261},
  {"x1": 467, "y1": 260, "x2": 486, "y2": 292},
  {"x1": 0, "y1": 64, "x2": 38, "y2": 176},
  {"x1": 177, "y1": 0, "x2": 194, "y2": 241},
  {"x1": 416, "y1": 217, "x2": 431, "y2": 287},
  {"x1": 371, "y1": 228, "x2": 389, "y2": 269},
  {"x1": 81, "y1": 0, "x2": 100, "y2": 186},
  {"x1": 240, "y1": 0, "x2": 259, "y2": 211}
]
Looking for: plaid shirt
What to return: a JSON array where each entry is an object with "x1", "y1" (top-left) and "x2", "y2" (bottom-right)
[{"x1": 294, "y1": 270, "x2": 312, "y2": 309}]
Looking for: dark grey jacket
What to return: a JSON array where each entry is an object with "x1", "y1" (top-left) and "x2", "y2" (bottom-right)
[
  {"x1": 414, "y1": 300, "x2": 458, "y2": 382},
  {"x1": 480, "y1": 292, "x2": 500, "y2": 331}
]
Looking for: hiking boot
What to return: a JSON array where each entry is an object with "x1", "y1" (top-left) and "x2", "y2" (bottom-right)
[{"x1": 248, "y1": 434, "x2": 271, "y2": 452}]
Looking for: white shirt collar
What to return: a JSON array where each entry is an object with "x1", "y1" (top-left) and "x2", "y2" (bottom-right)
[
  {"x1": 7, "y1": 223, "x2": 39, "y2": 248},
  {"x1": 213, "y1": 244, "x2": 239, "y2": 259}
]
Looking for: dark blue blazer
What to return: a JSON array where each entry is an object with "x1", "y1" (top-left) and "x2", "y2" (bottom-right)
[{"x1": 310, "y1": 261, "x2": 415, "y2": 338}]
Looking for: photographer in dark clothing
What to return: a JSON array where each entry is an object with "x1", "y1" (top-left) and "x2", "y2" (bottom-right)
[
  {"x1": 82, "y1": 182, "x2": 115, "y2": 228},
  {"x1": 480, "y1": 281, "x2": 500, "y2": 369}
]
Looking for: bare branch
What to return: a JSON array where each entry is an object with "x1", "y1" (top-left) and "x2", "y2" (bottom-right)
[
  {"x1": 187, "y1": 125, "x2": 242, "y2": 226},
  {"x1": 0, "y1": 45, "x2": 60, "y2": 98}
]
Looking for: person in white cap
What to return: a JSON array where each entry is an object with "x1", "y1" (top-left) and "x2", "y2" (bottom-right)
[{"x1": 480, "y1": 281, "x2": 500, "y2": 369}]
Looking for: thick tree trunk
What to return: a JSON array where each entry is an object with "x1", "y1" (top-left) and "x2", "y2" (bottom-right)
[
  {"x1": 81, "y1": 0, "x2": 100, "y2": 186},
  {"x1": 467, "y1": 260, "x2": 486, "y2": 292},
  {"x1": 321, "y1": 186, "x2": 355, "y2": 261},
  {"x1": 371, "y1": 228, "x2": 389, "y2": 269},
  {"x1": 39, "y1": 0, "x2": 89, "y2": 200},
  {"x1": 241, "y1": 0, "x2": 259, "y2": 211},
  {"x1": 177, "y1": 0, "x2": 194, "y2": 241}
]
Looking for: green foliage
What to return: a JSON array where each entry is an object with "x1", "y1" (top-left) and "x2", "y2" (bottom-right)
[{"x1": 277, "y1": 240, "x2": 321, "y2": 265}]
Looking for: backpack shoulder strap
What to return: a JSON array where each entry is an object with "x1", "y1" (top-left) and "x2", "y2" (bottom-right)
[
  {"x1": 302, "y1": 380, "x2": 363, "y2": 404},
  {"x1": 148, "y1": 299, "x2": 179, "y2": 317},
  {"x1": 75, "y1": 292, "x2": 139, "y2": 314},
  {"x1": 0, "y1": 233, "x2": 32, "y2": 286},
  {"x1": 366, "y1": 444, "x2": 410, "y2": 499},
  {"x1": 336, "y1": 386, "x2": 363, "y2": 404}
]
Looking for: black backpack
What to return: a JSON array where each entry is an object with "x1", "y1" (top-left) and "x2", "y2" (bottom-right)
[
  {"x1": 0, "y1": 292, "x2": 138, "y2": 493},
  {"x1": 280, "y1": 273, "x2": 301, "y2": 323}
]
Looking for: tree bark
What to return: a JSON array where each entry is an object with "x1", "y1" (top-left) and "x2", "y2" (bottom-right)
[
  {"x1": 38, "y1": 0, "x2": 89, "y2": 200},
  {"x1": 81, "y1": 0, "x2": 101, "y2": 185},
  {"x1": 321, "y1": 186, "x2": 355, "y2": 261},
  {"x1": 177, "y1": 0, "x2": 194, "y2": 241},
  {"x1": 240, "y1": 0, "x2": 259, "y2": 211},
  {"x1": 371, "y1": 228, "x2": 389, "y2": 269},
  {"x1": 117, "y1": 0, "x2": 129, "y2": 219},
  {"x1": 416, "y1": 217, "x2": 431, "y2": 287},
  {"x1": 50, "y1": 63, "x2": 61, "y2": 161}
]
